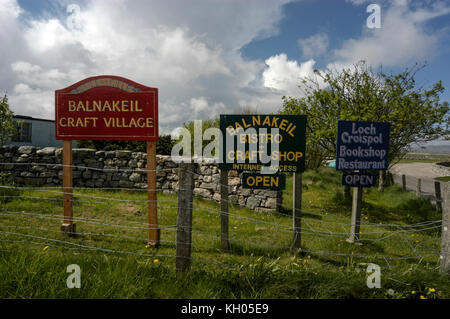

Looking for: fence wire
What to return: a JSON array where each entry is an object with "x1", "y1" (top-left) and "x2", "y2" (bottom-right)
[{"x1": 0, "y1": 163, "x2": 446, "y2": 274}]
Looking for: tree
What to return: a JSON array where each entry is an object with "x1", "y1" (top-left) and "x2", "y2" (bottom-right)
[
  {"x1": 0, "y1": 94, "x2": 20, "y2": 147},
  {"x1": 280, "y1": 62, "x2": 449, "y2": 174}
]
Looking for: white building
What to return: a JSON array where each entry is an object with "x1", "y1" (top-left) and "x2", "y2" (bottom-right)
[{"x1": 7, "y1": 115, "x2": 63, "y2": 148}]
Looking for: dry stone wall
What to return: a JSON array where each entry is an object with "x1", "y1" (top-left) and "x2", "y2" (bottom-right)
[{"x1": 0, "y1": 145, "x2": 281, "y2": 212}]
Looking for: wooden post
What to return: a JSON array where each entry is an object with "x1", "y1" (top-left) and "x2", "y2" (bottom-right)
[
  {"x1": 435, "y1": 181, "x2": 442, "y2": 213},
  {"x1": 402, "y1": 174, "x2": 406, "y2": 191},
  {"x1": 416, "y1": 178, "x2": 422, "y2": 197},
  {"x1": 378, "y1": 170, "x2": 385, "y2": 192},
  {"x1": 147, "y1": 141, "x2": 160, "y2": 247},
  {"x1": 220, "y1": 170, "x2": 230, "y2": 251},
  {"x1": 347, "y1": 187, "x2": 363, "y2": 244},
  {"x1": 276, "y1": 190, "x2": 283, "y2": 214},
  {"x1": 61, "y1": 140, "x2": 75, "y2": 235},
  {"x1": 176, "y1": 162, "x2": 194, "y2": 272},
  {"x1": 440, "y1": 182, "x2": 450, "y2": 273},
  {"x1": 291, "y1": 172, "x2": 302, "y2": 252}
]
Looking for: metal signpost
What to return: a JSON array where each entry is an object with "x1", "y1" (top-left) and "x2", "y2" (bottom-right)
[
  {"x1": 55, "y1": 75, "x2": 160, "y2": 246},
  {"x1": 336, "y1": 120, "x2": 390, "y2": 243}
]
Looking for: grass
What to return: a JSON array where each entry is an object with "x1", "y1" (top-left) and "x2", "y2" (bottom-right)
[
  {"x1": 435, "y1": 176, "x2": 450, "y2": 182},
  {"x1": 0, "y1": 168, "x2": 448, "y2": 299}
]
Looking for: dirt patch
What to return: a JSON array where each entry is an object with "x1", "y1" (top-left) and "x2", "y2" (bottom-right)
[{"x1": 117, "y1": 203, "x2": 143, "y2": 216}]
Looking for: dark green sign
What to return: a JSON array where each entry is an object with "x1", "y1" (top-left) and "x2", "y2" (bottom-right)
[
  {"x1": 242, "y1": 172, "x2": 286, "y2": 190},
  {"x1": 219, "y1": 114, "x2": 306, "y2": 172}
]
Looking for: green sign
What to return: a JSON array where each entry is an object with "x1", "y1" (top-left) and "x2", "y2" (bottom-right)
[
  {"x1": 219, "y1": 114, "x2": 306, "y2": 172},
  {"x1": 242, "y1": 172, "x2": 286, "y2": 190}
]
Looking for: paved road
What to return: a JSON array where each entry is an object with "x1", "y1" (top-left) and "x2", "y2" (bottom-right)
[{"x1": 389, "y1": 163, "x2": 445, "y2": 197}]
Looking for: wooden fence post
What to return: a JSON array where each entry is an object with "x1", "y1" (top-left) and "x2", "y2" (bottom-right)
[
  {"x1": 378, "y1": 170, "x2": 385, "y2": 192},
  {"x1": 176, "y1": 161, "x2": 194, "y2": 272},
  {"x1": 147, "y1": 141, "x2": 160, "y2": 247},
  {"x1": 402, "y1": 174, "x2": 406, "y2": 191},
  {"x1": 291, "y1": 172, "x2": 302, "y2": 252},
  {"x1": 276, "y1": 190, "x2": 283, "y2": 214},
  {"x1": 416, "y1": 178, "x2": 422, "y2": 197},
  {"x1": 347, "y1": 187, "x2": 363, "y2": 244},
  {"x1": 440, "y1": 182, "x2": 450, "y2": 273},
  {"x1": 435, "y1": 181, "x2": 442, "y2": 213},
  {"x1": 61, "y1": 140, "x2": 75, "y2": 235},
  {"x1": 220, "y1": 169, "x2": 230, "y2": 251}
]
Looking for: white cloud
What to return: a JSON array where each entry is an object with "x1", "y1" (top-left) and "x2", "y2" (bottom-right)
[
  {"x1": 1, "y1": 0, "x2": 295, "y2": 134},
  {"x1": 262, "y1": 54, "x2": 323, "y2": 96},
  {"x1": 345, "y1": 0, "x2": 372, "y2": 5},
  {"x1": 331, "y1": 0, "x2": 450, "y2": 68},
  {"x1": 298, "y1": 33, "x2": 329, "y2": 58}
]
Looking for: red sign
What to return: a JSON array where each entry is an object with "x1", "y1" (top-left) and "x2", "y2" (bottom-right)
[{"x1": 55, "y1": 75, "x2": 158, "y2": 141}]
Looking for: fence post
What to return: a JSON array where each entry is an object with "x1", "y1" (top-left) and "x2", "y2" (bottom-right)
[
  {"x1": 61, "y1": 140, "x2": 75, "y2": 236},
  {"x1": 347, "y1": 187, "x2": 363, "y2": 244},
  {"x1": 147, "y1": 141, "x2": 160, "y2": 247},
  {"x1": 378, "y1": 170, "x2": 384, "y2": 192},
  {"x1": 416, "y1": 178, "x2": 422, "y2": 197},
  {"x1": 402, "y1": 174, "x2": 406, "y2": 191},
  {"x1": 291, "y1": 172, "x2": 302, "y2": 252},
  {"x1": 440, "y1": 182, "x2": 450, "y2": 273},
  {"x1": 220, "y1": 169, "x2": 230, "y2": 251},
  {"x1": 276, "y1": 190, "x2": 283, "y2": 214},
  {"x1": 176, "y1": 161, "x2": 194, "y2": 272},
  {"x1": 435, "y1": 181, "x2": 442, "y2": 213}
]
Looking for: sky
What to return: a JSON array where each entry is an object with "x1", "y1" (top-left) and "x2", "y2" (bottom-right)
[{"x1": 1, "y1": 0, "x2": 450, "y2": 136}]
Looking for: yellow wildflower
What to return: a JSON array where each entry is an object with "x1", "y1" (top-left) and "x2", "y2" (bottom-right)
[
  {"x1": 145, "y1": 244, "x2": 150, "y2": 249},
  {"x1": 420, "y1": 295, "x2": 426, "y2": 299},
  {"x1": 428, "y1": 288, "x2": 435, "y2": 293},
  {"x1": 153, "y1": 259, "x2": 159, "y2": 263},
  {"x1": 411, "y1": 291, "x2": 416, "y2": 294},
  {"x1": 43, "y1": 246, "x2": 49, "y2": 251}
]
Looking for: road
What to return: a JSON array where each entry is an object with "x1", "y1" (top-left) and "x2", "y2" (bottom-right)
[{"x1": 389, "y1": 162, "x2": 446, "y2": 197}]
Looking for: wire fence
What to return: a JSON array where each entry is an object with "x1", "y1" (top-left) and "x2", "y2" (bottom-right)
[{"x1": 0, "y1": 162, "x2": 447, "y2": 274}]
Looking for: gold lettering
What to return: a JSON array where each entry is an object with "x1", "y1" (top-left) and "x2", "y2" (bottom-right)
[
  {"x1": 68, "y1": 101, "x2": 76, "y2": 112},
  {"x1": 121, "y1": 100, "x2": 129, "y2": 112},
  {"x1": 104, "y1": 118, "x2": 113, "y2": 128},
  {"x1": 135, "y1": 101, "x2": 142, "y2": 112},
  {"x1": 59, "y1": 118, "x2": 67, "y2": 127}
]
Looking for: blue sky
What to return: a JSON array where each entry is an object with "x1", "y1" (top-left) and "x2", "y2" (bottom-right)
[{"x1": 1, "y1": 0, "x2": 449, "y2": 135}]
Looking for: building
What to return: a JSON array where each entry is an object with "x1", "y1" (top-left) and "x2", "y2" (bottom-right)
[{"x1": 7, "y1": 115, "x2": 63, "y2": 148}]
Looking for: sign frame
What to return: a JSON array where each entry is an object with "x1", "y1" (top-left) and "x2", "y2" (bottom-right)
[
  {"x1": 55, "y1": 75, "x2": 158, "y2": 141},
  {"x1": 219, "y1": 114, "x2": 307, "y2": 173},
  {"x1": 336, "y1": 120, "x2": 390, "y2": 171},
  {"x1": 55, "y1": 75, "x2": 160, "y2": 247},
  {"x1": 242, "y1": 172, "x2": 286, "y2": 190}
]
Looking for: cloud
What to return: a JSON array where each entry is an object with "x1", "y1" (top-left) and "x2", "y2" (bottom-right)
[
  {"x1": 298, "y1": 33, "x2": 329, "y2": 58},
  {"x1": 1, "y1": 0, "x2": 296, "y2": 134},
  {"x1": 262, "y1": 54, "x2": 324, "y2": 96},
  {"x1": 331, "y1": 0, "x2": 450, "y2": 68},
  {"x1": 345, "y1": 0, "x2": 372, "y2": 5}
]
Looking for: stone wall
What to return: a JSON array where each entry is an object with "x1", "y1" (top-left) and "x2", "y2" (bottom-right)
[{"x1": 0, "y1": 145, "x2": 281, "y2": 212}]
